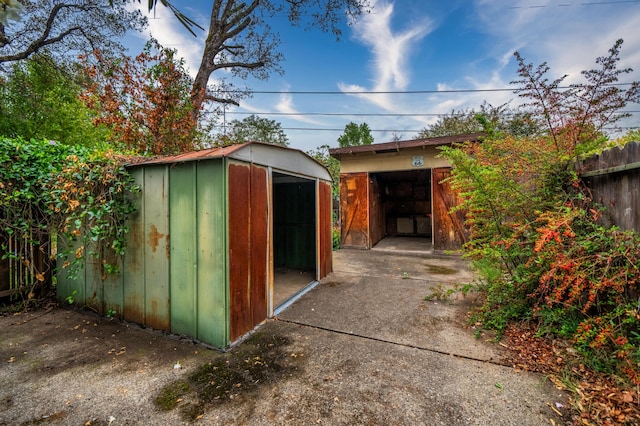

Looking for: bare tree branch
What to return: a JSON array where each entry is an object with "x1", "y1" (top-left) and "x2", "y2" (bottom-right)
[{"x1": 0, "y1": 1, "x2": 146, "y2": 66}]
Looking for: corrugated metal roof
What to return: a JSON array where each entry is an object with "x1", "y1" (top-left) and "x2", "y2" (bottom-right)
[
  {"x1": 126, "y1": 141, "x2": 332, "y2": 182},
  {"x1": 127, "y1": 142, "x2": 251, "y2": 166},
  {"x1": 329, "y1": 133, "x2": 484, "y2": 158}
]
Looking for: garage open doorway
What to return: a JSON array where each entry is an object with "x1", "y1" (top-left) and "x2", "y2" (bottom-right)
[
  {"x1": 370, "y1": 169, "x2": 433, "y2": 252},
  {"x1": 272, "y1": 172, "x2": 317, "y2": 310}
]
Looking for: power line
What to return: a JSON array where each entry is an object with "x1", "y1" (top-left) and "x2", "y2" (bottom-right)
[
  {"x1": 282, "y1": 127, "x2": 419, "y2": 133},
  {"x1": 220, "y1": 83, "x2": 637, "y2": 95},
  {"x1": 211, "y1": 125, "x2": 640, "y2": 133},
  {"x1": 225, "y1": 110, "x2": 640, "y2": 118}
]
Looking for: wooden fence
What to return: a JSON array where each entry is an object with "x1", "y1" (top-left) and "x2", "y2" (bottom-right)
[
  {"x1": 579, "y1": 141, "x2": 640, "y2": 232},
  {"x1": 0, "y1": 233, "x2": 52, "y2": 299}
]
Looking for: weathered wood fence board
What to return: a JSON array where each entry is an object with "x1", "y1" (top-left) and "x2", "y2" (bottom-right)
[{"x1": 580, "y1": 141, "x2": 640, "y2": 232}]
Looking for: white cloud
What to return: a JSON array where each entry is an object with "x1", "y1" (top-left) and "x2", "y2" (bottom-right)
[
  {"x1": 471, "y1": 0, "x2": 640, "y2": 84},
  {"x1": 275, "y1": 93, "x2": 323, "y2": 125},
  {"x1": 339, "y1": 0, "x2": 434, "y2": 111},
  {"x1": 128, "y1": 3, "x2": 207, "y2": 78}
]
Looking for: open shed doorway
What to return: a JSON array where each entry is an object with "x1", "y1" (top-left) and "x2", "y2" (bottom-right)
[
  {"x1": 370, "y1": 169, "x2": 433, "y2": 251},
  {"x1": 272, "y1": 172, "x2": 317, "y2": 310}
]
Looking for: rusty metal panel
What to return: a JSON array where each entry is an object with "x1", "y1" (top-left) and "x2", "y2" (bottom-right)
[
  {"x1": 195, "y1": 159, "x2": 228, "y2": 347},
  {"x1": 228, "y1": 161, "x2": 251, "y2": 342},
  {"x1": 142, "y1": 165, "x2": 170, "y2": 331},
  {"x1": 123, "y1": 168, "x2": 146, "y2": 325},
  {"x1": 250, "y1": 164, "x2": 268, "y2": 327},
  {"x1": 339, "y1": 172, "x2": 370, "y2": 248},
  {"x1": 169, "y1": 162, "x2": 198, "y2": 338},
  {"x1": 432, "y1": 168, "x2": 467, "y2": 251},
  {"x1": 318, "y1": 180, "x2": 333, "y2": 278}
]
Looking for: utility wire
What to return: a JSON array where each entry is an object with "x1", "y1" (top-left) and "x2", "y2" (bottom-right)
[
  {"x1": 210, "y1": 126, "x2": 639, "y2": 133},
  {"x1": 220, "y1": 83, "x2": 637, "y2": 95},
  {"x1": 225, "y1": 110, "x2": 640, "y2": 117}
]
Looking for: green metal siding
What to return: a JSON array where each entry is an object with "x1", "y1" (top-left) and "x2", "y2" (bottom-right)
[
  {"x1": 98, "y1": 252, "x2": 124, "y2": 317},
  {"x1": 169, "y1": 163, "x2": 198, "y2": 337},
  {"x1": 122, "y1": 168, "x2": 146, "y2": 324},
  {"x1": 196, "y1": 160, "x2": 228, "y2": 346},
  {"x1": 169, "y1": 160, "x2": 228, "y2": 348},
  {"x1": 142, "y1": 166, "x2": 171, "y2": 330},
  {"x1": 55, "y1": 235, "x2": 87, "y2": 308}
]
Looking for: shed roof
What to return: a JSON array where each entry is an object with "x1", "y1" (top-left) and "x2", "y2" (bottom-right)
[
  {"x1": 329, "y1": 133, "x2": 484, "y2": 159},
  {"x1": 127, "y1": 141, "x2": 332, "y2": 181}
]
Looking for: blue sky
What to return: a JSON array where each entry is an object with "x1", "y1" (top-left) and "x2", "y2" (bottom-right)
[{"x1": 130, "y1": 0, "x2": 640, "y2": 152}]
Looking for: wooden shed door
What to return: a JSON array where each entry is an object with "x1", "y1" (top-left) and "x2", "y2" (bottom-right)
[
  {"x1": 432, "y1": 168, "x2": 468, "y2": 250},
  {"x1": 339, "y1": 172, "x2": 369, "y2": 249}
]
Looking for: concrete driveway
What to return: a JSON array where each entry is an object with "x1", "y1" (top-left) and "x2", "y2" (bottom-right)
[{"x1": 0, "y1": 249, "x2": 569, "y2": 425}]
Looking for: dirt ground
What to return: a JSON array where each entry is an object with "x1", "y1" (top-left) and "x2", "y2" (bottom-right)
[{"x1": 0, "y1": 249, "x2": 570, "y2": 425}]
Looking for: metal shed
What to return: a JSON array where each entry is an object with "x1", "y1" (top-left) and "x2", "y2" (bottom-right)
[
  {"x1": 57, "y1": 142, "x2": 333, "y2": 348},
  {"x1": 329, "y1": 134, "x2": 482, "y2": 252}
]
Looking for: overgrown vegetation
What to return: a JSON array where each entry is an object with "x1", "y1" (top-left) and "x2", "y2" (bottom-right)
[
  {"x1": 81, "y1": 39, "x2": 202, "y2": 156},
  {"x1": 0, "y1": 54, "x2": 110, "y2": 147},
  {"x1": 0, "y1": 137, "x2": 138, "y2": 303},
  {"x1": 440, "y1": 39, "x2": 640, "y2": 389}
]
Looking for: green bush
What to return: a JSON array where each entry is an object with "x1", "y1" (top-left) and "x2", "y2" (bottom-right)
[
  {"x1": 0, "y1": 137, "x2": 138, "y2": 299},
  {"x1": 440, "y1": 40, "x2": 640, "y2": 385}
]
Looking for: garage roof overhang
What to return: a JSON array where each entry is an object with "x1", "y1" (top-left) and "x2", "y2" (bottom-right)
[
  {"x1": 328, "y1": 133, "x2": 484, "y2": 160},
  {"x1": 127, "y1": 141, "x2": 332, "y2": 182}
]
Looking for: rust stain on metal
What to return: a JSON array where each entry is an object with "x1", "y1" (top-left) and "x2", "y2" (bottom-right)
[
  {"x1": 228, "y1": 163, "x2": 251, "y2": 342},
  {"x1": 250, "y1": 164, "x2": 268, "y2": 327},
  {"x1": 165, "y1": 233, "x2": 171, "y2": 259},
  {"x1": 319, "y1": 181, "x2": 333, "y2": 278},
  {"x1": 146, "y1": 298, "x2": 170, "y2": 331},
  {"x1": 148, "y1": 224, "x2": 165, "y2": 253},
  {"x1": 123, "y1": 295, "x2": 144, "y2": 324}
]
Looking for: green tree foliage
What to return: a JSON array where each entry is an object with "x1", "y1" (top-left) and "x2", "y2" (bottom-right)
[
  {"x1": 81, "y1": 39, "x2": 201, "y2": 156},
  {"x1": 307, "y1": 144, "x2": 339, "y2": 197},
  {"x1": 0, "y1": 137, "x2": 138, "y2": 302},
  {"x1": 0, "y1": 55, "x2": 108, "y2": 146},
  {"x1": 218, "y1": 115, "x2": 289, "y2": 147},
  {"x1": 612, "y1": 129, "x2": 640, "y2": 146},
  {"x1": 441, "y1": 39, "x2": 640, "y2": 384},
  {"x1": 416, "y1": 102, "x2": 540, "y2": 139},
  {"x1": 337, "y1": 121, "x2": 374, "y2": 147}
]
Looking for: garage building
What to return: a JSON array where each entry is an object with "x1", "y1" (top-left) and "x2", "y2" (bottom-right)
[{"x1": 329, "y1": 133, "x2": 482, "y2": 251}]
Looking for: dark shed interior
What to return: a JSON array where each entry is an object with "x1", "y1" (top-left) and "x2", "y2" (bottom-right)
[
  {"x1": 272, "y1": 172, "x2": 316, "y2": 307},
  {"x1": 371, "y1": 169, "x2": 432, "y2": 238}
]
